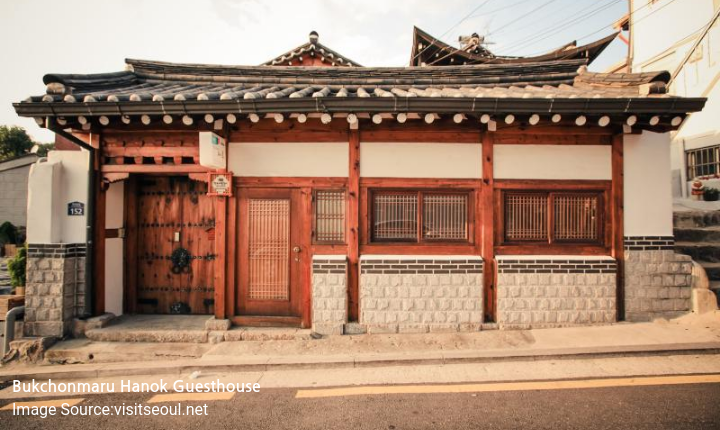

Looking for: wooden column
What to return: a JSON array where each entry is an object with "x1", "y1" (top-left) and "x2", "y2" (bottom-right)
[
  {"x1": 214, "y1": 193, "x2": 227, "y2": 320},
  {"x1": 93, "y1": 162, "x2": 106, "y2": 316},
  {"x1": 348, "y1": 128, "x2": 360, "y2": 321},
  {"x1": 124, "y1": 176, "x2": 138, "y2": 314},
  {"x1": 481, "y1": 132, "x2": 496, "y2": 323},
  {"x1": 611, "y1": 134, "x2": 625, "y2": 321}
]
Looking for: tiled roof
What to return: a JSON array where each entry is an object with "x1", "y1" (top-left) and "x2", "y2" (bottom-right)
[
  {"x1": 14, "y1": 58, "x2": 705, "y2": 120},
  {"x1": 262, "y1": 31, "x2": 361, "y2": 67},
  {"x1": 409, "y1": 26, "x2": 618, "y2": 67}
]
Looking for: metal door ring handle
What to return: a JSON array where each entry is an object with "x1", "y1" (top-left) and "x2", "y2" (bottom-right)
[{"x1": 293, "y1": 246, "x2": 301, "y2": 253}]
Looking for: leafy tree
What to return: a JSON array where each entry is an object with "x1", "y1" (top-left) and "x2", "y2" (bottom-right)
[
  {"x1": 34, "y1": 143, "x2": 54, "y2": 157},
  {"x1": 8, "y1": 245, "x2": 27, "y2": 288},
  {"x1": 0, "y1": 126, "x2": 35, "y2": 161}
]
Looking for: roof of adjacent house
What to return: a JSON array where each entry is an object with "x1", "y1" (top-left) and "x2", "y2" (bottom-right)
[
  {"x1": 262, "y1": 31, "x2": 361, "y2": 67},
  {"x1": 409, "y1": 26, "x2": 619, "y2": 67}
]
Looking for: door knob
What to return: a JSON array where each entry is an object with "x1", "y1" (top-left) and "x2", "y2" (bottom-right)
[{"x1": 293, "y1": 246, "x2": 301, "y2": 253}]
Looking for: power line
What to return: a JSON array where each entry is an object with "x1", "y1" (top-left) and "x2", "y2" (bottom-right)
[
  {"x1": 408, "y1": 0, "x2": 494, "y2": 65},
  {"x1": 486, "y1": 0, "x2": 559, "y2": 37},
  {"x1": 500, "y1": 0, "x2": 623, "y2": 55}
]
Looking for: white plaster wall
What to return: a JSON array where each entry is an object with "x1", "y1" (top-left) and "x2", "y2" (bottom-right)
[
  {"x1": 26, "y1": 159, "x2": 62, "y2": 243},
  {"x1": 624, "y1": 132, "x2": 674, "y2": 237},
  {"x1": 105, "y1": 181, "x2": 124, "y2": 316},
  {"x1": 228, "y1": 142, "x2": 349, "y2": 177},
  {"x1": 360, "y1": 142, "x2": 482, "y2": 178},
  {"x1": 51, "y1": 150, "x2": 90, "y2": 243},
  {"x1": 494, "y1": 145, "x2": 611, "y2": 180}
]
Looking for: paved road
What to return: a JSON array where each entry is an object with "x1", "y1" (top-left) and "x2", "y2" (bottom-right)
[{"x1": 2, "y1": 377, "x2": 719, "y2": 429}]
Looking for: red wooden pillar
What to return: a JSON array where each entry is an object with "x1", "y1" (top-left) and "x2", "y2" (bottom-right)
[
  {"x1": 611, "y1": 134, "x2": 625, "y2": 321},
  {"x1": 348, "y1": 129, "x2": 360, "y2": 321},
  {"x1": 214, "y1": 193, "x2": 227, "y2": 320},
  {"x1": 481, "y1": 132, "x2": 496, "y2": 323}
]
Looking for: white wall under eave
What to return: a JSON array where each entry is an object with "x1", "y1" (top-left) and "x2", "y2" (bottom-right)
[
  {"x1": 228, "y1": 142, "x2": 349, "y2": 177},
  {"x1": 26, "y1": 159, "x2": 62, "y2": 243},
  {"x1": 105, "y1": 182, "x2": 124, "y2": 316},
  {"x1": 360, "y1": 142, "x2": 482, "y2": 178},
  {"x1": 26, "y1": 150, "x2": 91, "y2": 244},
  {"x1": 494, "y1": 145, "x2": 611, "y2": 180},
  {"x1": 624, "y1": 132, "x2": 674, "y2": 237}
]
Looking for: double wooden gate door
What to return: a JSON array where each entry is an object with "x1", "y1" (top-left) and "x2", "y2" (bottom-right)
[
  {"x1": 134, "y1": 176, "x2": 216, "y2": 315},
  {"x1": 236, "y1": 188, "x2": 306, "y2": 320}
]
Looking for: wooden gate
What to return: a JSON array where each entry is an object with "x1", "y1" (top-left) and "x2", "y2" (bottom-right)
[
  {"x1": 236, "y1": 188, "x2": 305, "y2": 322},
  {"x1": 132, "y1": 176, "x2": 216, "y2": 315}
]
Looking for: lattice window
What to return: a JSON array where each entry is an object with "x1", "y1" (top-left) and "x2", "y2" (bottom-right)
[
  {"x1": 373, "y1": 193, "x2": 418, "y2": 241},
  {"x1": 503, "y1": 191, "x2": 602, "y2": 245},
  {"x1": 504, "y1": 193, "x2": 547, "y2": 241},
  {"x1": 371, "y1": 191, "x2": 471, "y2": 243},
  {"x1": 423, "y1": 194, "x2": 468, "y2": 240},
  {"x1": 686, "y1": 145, "x2": 720, "y2": 179},
  {"x1": 314, "y1": 190, "x2": 346, "y2": 243},
  {"x1": 553, "y1": 194, "x2": 599, "y2": 241},
  {"x1": 248, "y1": 199, "x2": 290, "y2": 300}
]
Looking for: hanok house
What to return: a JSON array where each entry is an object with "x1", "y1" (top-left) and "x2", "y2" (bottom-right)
[{"x1": 13, "y1": 31, "x2": 706, "y2": 339}]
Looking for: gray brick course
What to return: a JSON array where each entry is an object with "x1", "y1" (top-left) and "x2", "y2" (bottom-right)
[
  {"x1": 311, "y1": 256, "x2": 347, "y2": 335},
  {"x1": 24, "y1": 243, "x2": 86, "y2": 338},
  {"x1": 624, "y1": 248, "x2": 692, "y2": 322},
  {"x1": 497, "y1": 259, "x2": 617, "y2": 328},
  {"x1": 359, "y1": 256, "x2": 484, "y2": 333}
]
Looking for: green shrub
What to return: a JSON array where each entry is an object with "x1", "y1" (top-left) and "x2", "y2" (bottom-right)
[
  {"x1": 0, "y1": 221, "x2": 17, "y2": 245},
  {"x1": 7, "y1": 245, "x2": 26, "y2": 287}
]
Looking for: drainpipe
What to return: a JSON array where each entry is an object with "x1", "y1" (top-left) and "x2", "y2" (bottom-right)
[
  {"x1": 2, "y1": 306, "x2": 25, "y2": 356},
  {"x1": 46, "y1": 121, "x2": 96, "y2": 319}
]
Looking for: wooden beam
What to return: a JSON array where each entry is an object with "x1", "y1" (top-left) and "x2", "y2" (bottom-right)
[
  {"x1": 481, "y1": 132, "x2": 496, "y2": 323},
  {"x1": 493, "y1": 134, "x2": 611, "y2": 146},
  {"x1": 611, "y1": 134, "x2": 625, "y2": 321},
  {"x1": 226, "y1": 193, "x2": 238, "y2": 318},
  {"x1": 101, "y1": 164, "x2": 210, "y2": 173},
  {"x1": 348, "y1": 128, "x2": 360, "y2": 322}
]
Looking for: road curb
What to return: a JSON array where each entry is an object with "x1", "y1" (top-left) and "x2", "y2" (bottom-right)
[{"x1": 2, "y1": 343, "x2": 720, "y2": 381}]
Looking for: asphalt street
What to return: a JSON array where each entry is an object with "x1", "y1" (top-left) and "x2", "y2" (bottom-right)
[{"x1": 1, "y1": 377, "x2": 719, "y2": 429}]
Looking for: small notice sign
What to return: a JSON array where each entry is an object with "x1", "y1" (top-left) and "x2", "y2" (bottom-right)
[
  {"x1": 208, "y1": 172, "x2": 232, "y2": 196},
  {"x1": 67, "y1": 201, "x2": 85, "y2": 216},
  {"x1": 199, "y1": 132, "x2": 227, "y2": 170}
]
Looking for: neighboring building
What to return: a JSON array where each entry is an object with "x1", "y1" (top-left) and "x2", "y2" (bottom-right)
[
  {"x1": 0, "y1": 153, "x2": 38, "y2": 227},
  {"x1": 12, "y1": 31, "x2": 706, "y2": 339},
  {"x1": 629, "y1": 0, "x2": 720, "y2": 196}
]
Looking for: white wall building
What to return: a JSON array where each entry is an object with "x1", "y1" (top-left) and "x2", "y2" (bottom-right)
[{"x1": 631, "y1": 0, "x2": 720, "y2": 197}]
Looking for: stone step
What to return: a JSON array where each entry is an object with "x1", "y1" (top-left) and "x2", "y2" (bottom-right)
[
  {"x1": 674, "y1": 226, "x2": 720, "y2": 243},
  {"x1": 45, "y1": 339, "x2": 211, "y2": 365},
  {"x1": 224, "y1": 327, "x2": 313, "y2": 342},
  {"x1": 674, "y1": 242, "x2": 720, "y2": 263},
  {"x1": 673, "y1": 211, "x2": 720, "y2": 228}
]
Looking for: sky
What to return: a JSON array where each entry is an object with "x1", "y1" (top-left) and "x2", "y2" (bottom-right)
[{"x1": 0, "y1": 0, "x2": 628, "y2": 142}]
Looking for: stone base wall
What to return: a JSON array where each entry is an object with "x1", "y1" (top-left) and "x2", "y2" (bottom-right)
[
  {"x1": 497, "y1": 258, "x2": 617, "y2": 328},
  {"x1": 359, "y1": 256, "x2": 483, "y2": 333},
  {"x1": 624, "y1": 237, "x2": 692, "y2": 322},
  {"x1": 311, "y1": 256, "x2": 347, "y2": 336},
  {"x1": 24, "y1": 244, "x2": 86, "y2": 338}
]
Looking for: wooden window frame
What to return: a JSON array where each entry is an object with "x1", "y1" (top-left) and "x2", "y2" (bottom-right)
[
  {"x1": 312, "y1": 188, "x2": 347, "y2": 245},
  {"x1": 495, "y1": 180, "x2": 612, "y2": 256},
  {"x1": 368, "y1": 188, "x2": 475, "y2": 245}
]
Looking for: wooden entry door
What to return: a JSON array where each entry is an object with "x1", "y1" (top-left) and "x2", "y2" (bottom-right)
[
  {"x1": 133, "y1": 176, "x2": 216, "y2": 315},
  {"x1": 237, "y1": 188, "x2": 306, "y2": 319}
]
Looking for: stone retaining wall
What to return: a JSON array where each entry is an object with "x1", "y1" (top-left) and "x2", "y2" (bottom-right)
[
  {"x1": 624, "y1": 236, "x2": 692, "y2": 322},
  {"x1": 359, "y1": 256, "x2": 484, "y2": 333},
  {"x1": 311, "y1": 256, "x2": 347, "y2": 335},
  {"x1": 497, "y1": 257, "x2": 617, "y2": 328},
  {"x1": 24, "y1": 243, "x2": 86, "y2": 337}
]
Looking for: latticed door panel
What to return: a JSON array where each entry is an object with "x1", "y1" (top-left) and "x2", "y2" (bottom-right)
[
  {"x1": 248, "y1": 199, "x2": 291, "y2": 301},
  {"x1": 237, "y1": 188, "x2": 304, "y2": 318},
  {"x1": 135, "y1": 177, "x2": 215, "y2": 315}
]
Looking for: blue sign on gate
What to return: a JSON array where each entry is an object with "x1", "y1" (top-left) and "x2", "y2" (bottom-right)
[{"x1": 67, "y1": 201, "x2": 85, "y2": 216}]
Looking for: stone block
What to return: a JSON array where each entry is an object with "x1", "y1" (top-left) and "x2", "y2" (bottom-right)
[{"x1": 205, "y1": 318, "x2": 231, "y2": 331}]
